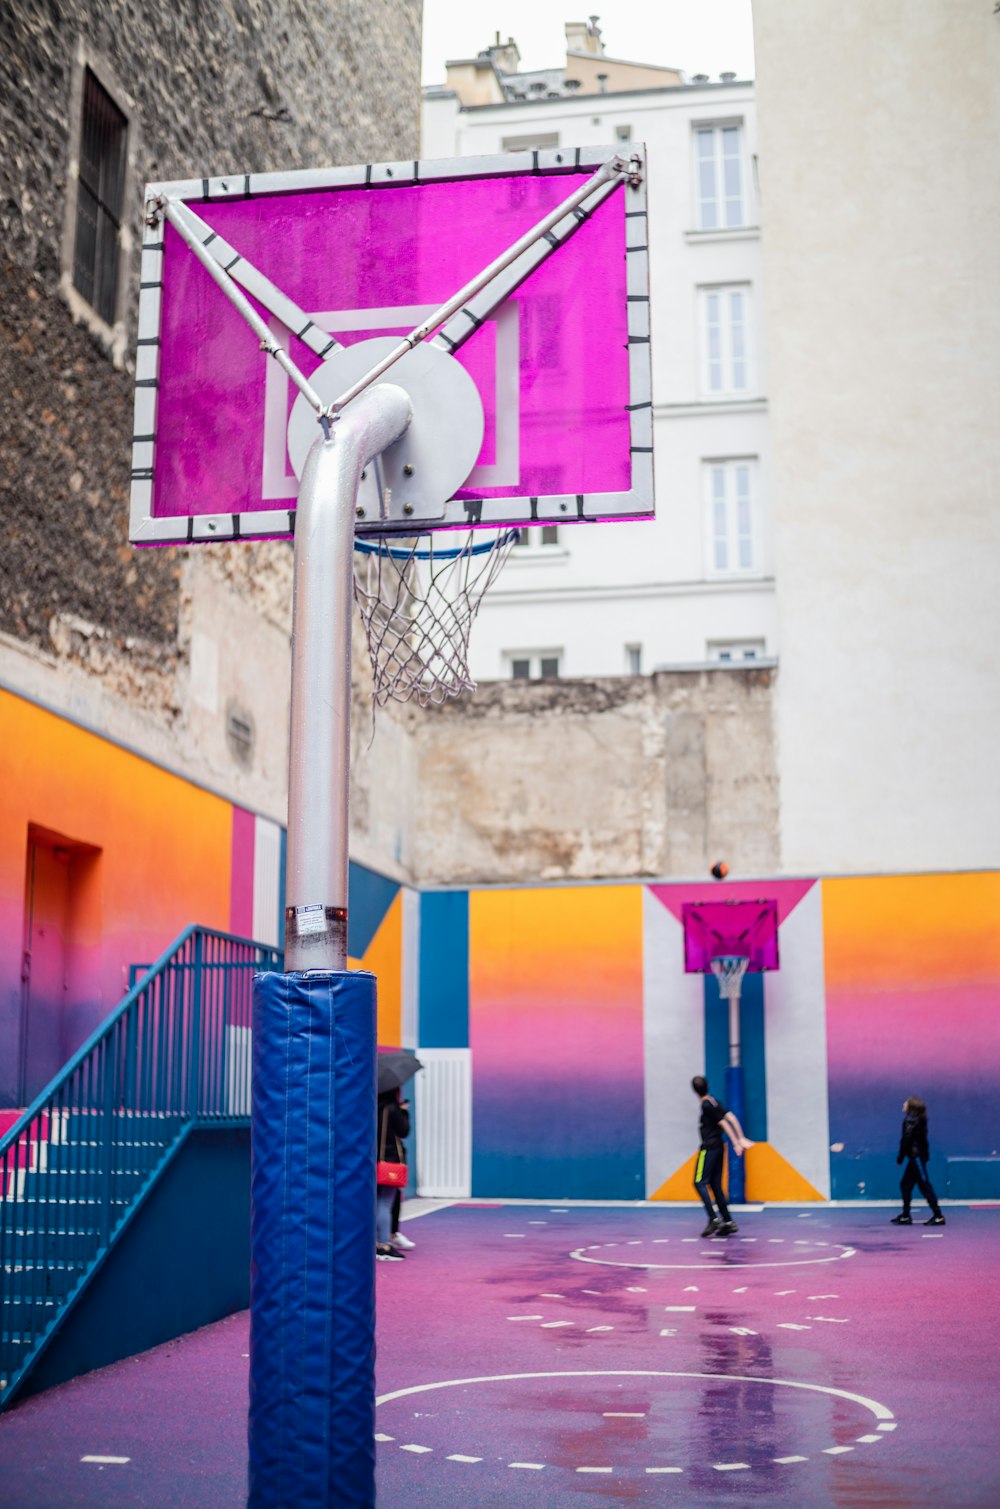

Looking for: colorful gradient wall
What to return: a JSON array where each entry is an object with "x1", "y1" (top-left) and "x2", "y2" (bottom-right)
[
  {"x1": 824, "y1": 871, "x2": 1000, "y2": 1198},
  {"x1": 417, "y1": 873, "x2": 1000, "y2": 1202},
  {"x1": 469, "y1": 886, "x2": 645, "y2": 1199},
  {"x1": 0, "y1": 688, "x2": 411, "y2": 1108}
]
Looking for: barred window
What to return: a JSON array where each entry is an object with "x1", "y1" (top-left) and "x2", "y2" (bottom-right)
[{"x1": 73, "y1": 68, "x2": 128, "y2": 323}]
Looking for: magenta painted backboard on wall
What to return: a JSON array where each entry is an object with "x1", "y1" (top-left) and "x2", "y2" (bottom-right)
[
  {"x1": 682, "y1": 899, "x2": 780, "y2": 973},
  {"x1": 129, "y1": 147, "x2": 653, "y2": 545}
]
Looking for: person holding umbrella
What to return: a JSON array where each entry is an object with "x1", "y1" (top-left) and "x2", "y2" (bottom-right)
[{"x1": 376, "y1": 1051, "x2": 422, "y2": 1261}]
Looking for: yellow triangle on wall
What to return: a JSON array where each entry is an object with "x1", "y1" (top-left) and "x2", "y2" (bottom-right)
[
  {"x1": 745, "y1": 1142, "x2": 824, "y2": 1201},
  {"x1": 649, "y1": 1143, "x2": 824, "y2": 1202},
  {"x1": 649, "y1": 1152, "x2": 705, "y2": 1201}
]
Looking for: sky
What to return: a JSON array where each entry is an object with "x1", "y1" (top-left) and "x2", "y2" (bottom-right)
[{"x1": 421, "y1": 1, "x2": 756, "y2": 86}]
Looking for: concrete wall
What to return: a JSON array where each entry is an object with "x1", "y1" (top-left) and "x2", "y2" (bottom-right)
[
  {"x1": 411, "y1": 667, "x2": 779, "y2": 885},
  {"x1": 752, "y1": 0, "x2": 1000, "y2": 875}
]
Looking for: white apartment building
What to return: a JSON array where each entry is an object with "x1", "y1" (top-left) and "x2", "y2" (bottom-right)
[{"x1": 423, "y1": 23, "x2": 775, "y2": 681}]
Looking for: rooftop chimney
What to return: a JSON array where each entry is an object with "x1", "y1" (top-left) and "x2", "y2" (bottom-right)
[{"x1": 566, "y1": 17, "x2": 605, "y2": 56}]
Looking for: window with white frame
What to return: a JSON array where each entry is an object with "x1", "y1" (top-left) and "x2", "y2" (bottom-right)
[
  {"x1": 707, "y1": 638, "x2": 766, "y2": 663},
  {"x1": 704, "y1": 459, "x2": 758, "y2": 574},
  {"x1": 513, "y1": 525, "x2": 561, "y2": 549},
  {"x1": 699, "y1": 285, "x2": 751, "y2": 395},
  {"x1": 694, "y1": 124, "x2": 745, "y2": 230},
  {"x1": 506, "y1": 651, "x2": 561, "y2": 680}
]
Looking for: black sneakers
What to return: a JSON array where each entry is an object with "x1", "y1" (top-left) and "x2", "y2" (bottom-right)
[
  {"x1": 700, "y1": 1216, "x2": 722, "y2": 1237},
  {"x1": 716, "y1": 1221, "x2": 739, "y2": 1236},
  {"x1": 376, "y1": 1245, "x2": 406, "y2": 1261},
  {"x1": 924, "y1": 1214, "x2": 946, "y2": 1225},
  {"x1": 890, "y1": 1214, "x2": 912, "y2": 1224}
]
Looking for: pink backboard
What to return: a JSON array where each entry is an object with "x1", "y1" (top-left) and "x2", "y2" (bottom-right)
[
  {"x1": 682, "y1": 899, "x2": 780, "y2": 973},
  {"x1": 130, "y1": 147, "x2": 653, "y2": 544}
]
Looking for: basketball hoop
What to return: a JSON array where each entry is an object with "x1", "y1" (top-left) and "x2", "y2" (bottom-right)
[
  {"x1": 353, "y1": 528, "x2": 519, "y2": 708},
  {"x1": 710, "y1": 955, "x2": 750, "y2": 1002}
]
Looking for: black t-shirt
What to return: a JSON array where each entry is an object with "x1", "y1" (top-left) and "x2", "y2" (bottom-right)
[{"x1": 699, "y1": 1095, "x2": 728, "y2": 1149}]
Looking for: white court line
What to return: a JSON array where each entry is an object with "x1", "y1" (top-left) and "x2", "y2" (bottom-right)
[
  {"x1": 510, "y1": 1462, "x2": 544, "y2": 1470},
  {"x1": 647, "y1": 1466, "x2": 683, "y2": 1473},
  {"x1": 503, "y1": 1233, "x2": 526, "y2": 1238},
  {"x1": 375, "y1": 1433, "x2": 395, "y2": 1442},
  {"x1": 540, "y1": 1293, "x2": 564, "y2": 1298},
  {"x1": 878, "y1": 1423, "x2": 897, "y2": 1431},
  {"x1": 400, "y1": 1444, "x2": 432, "y2": 1453},
  {"x1": 714, "y1": 1462, "x2": 750, "y2": 1471},
  {"x1": 824, "y1": 1446, "x2": 854, "y2": 1455},
  {"x1": 540, "y1": 1321, "x2": 574, "y2": 1328},
  {"x1": 507, "y1": 1315, "x2": 544, "y2": 1321},
  {"x1": 664, "y1": 1305, "x2": 695, "y2": 1312},
  {"x1": 587, "y1": 1325, "x2": 614, "y2": 1332},
  {"x1": 81, "y1": 1456, "x2": 130, "y2": 1465},
  {"x1": 856, "y1": 1435, "x2": 883, "y2": 1444},
  {"x1": 577, "y1": 1466, "x2": 613, "y2": 1473},
  {"x1": 777, "y1": 1323, "x2": 811, "y2": 1330},
  {"x1": 447, "y1": 1454, "x2": 482, "y2": 1462},
  {"x1": 604, "y1": 1412, "x2": 645, "y2": 1417},
  {"x1": 775, "y1": 1454, "x2": 808, "y2": 1464}
]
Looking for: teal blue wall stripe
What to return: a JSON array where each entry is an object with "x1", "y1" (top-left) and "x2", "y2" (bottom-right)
[
  {"x1": 704, "y1": 972, "x2": 768, "y2": 1142},
  {"x1": 418, "y1": 892, "x2": 469, "y2": 1048}
]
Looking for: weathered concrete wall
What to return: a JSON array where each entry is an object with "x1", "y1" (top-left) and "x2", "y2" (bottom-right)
[
  {"x1": 411, "y1": 667, "x2": 779, "y2": 884},
  {"x1": 0, "y1": 0, "x2": 423, "y2": 836}
]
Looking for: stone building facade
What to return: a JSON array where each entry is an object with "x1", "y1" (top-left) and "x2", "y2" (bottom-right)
[{"x1": 0, "y1": 0, "x2": 422, "y2": 832}]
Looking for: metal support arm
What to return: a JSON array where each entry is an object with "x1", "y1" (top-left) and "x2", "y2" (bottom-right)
[{"x1": 284, "y1": 385, "x2": 413, "y2": 971}]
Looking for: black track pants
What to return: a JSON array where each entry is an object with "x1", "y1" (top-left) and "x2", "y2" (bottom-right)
[
  {"x1": 900, "y1": 1157, "x2": 941, "y2": 1216},
  {"x1": 694, "y1": 1144, "x2": 731, "y2": 1222}
]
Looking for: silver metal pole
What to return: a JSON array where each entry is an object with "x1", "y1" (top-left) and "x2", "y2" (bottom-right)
[
  {"x1": 284, "y1": 388, "x2": 412, "y2": 970},
  {"x1": 729, "y1": 991, "x2": 741, "y2": 1069}
]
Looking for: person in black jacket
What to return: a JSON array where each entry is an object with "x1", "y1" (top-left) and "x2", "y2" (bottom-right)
[
  {"x1": 376, "y1": 1089, "x2": 410, "y2": 1261},
  {"x1": 891, "y1": 1096, "x2": 945, "y2": 1226}
]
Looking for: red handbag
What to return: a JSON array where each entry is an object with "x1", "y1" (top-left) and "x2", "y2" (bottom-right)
[
  {"x1": 376, "y1": 1107, "x2": 408, "y2": 1188},
  {"x1": 376, "y1": 1161, "x2": 407, "y2": 1188}
]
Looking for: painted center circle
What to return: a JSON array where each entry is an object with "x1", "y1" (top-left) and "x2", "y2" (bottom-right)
[
  {"x1": 375, "y1": 1369, "x2": 895, "y2": 1477},
  {"x1": 569, "y1": 1237, "x2": 858, "y2": 1271}
]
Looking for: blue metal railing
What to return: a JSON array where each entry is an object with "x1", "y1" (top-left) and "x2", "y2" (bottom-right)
[{"x1": 0, "y1": 925, "x2": 281, "y2": 1411}]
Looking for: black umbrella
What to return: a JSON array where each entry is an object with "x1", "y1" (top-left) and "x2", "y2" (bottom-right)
[{"x1": 377, "y1": 1049, "x2": 423, "y2": 1094}]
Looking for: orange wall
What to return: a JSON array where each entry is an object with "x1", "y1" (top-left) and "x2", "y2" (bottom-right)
[{"x1": 1, "y1": 690, "x2": 234, "y2": 1093}]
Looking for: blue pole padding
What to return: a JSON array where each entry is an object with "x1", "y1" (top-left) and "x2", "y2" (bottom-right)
[
  {"x1": 248, "y1": 970, "x2": 377, "y2": 1509},
  {"x1": 725, "y1": 1063, "x2": 746, "y2": 1206}
]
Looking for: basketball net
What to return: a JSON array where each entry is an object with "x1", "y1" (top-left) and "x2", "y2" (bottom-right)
[
  {"x1": 353, "y1": 528, "x2": 519, "y2": 708},
  {"x1": 710, "y1": 955, "x2": 750, "y2": 1002}
]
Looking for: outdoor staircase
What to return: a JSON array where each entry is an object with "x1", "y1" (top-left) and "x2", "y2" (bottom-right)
[{"x1": 0, "y1": 927, "x2": 280, "y2": 1410}]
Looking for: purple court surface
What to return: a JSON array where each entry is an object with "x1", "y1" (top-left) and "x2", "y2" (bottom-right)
[{"x1": 1, "y1": 1203, "x2": 999, "y2": 1507}]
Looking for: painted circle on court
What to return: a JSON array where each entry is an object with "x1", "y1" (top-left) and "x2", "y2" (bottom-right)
[
  {"x1": 569, "y1": 1237, "x2": 857, "y2": 1271},
  {"x1": 375, "y1": 1369, "x2": 896, "y2": 1477}
]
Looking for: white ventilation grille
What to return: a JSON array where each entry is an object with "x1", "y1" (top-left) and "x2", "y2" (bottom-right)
[
  {"x1": 226, "y1": 1026, "x2": 252, "y2": 1116},
  {"x1": 253, "y1": 816, "x2": 282, "y2": 947},
  {"x1": 414, "y1": 1048, "x2": 472, "y2": 1198}
]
